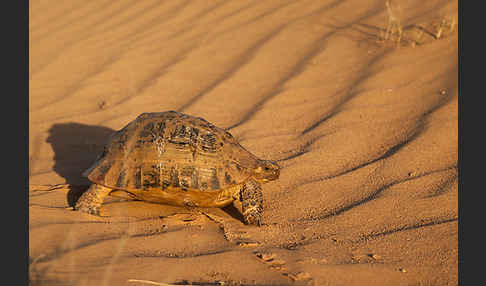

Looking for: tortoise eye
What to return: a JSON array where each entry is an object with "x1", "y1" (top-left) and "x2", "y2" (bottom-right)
[{"x1": 98, "y1": 148, "x2": 107, "y2": 159}]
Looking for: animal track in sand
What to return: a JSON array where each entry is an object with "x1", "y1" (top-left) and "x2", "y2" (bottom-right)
[{"x1": 255, "y1": 251, "x2": 314, "y2": 284}]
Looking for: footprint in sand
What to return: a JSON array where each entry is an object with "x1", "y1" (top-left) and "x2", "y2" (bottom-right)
[{"x1": 255, "y1": 251, "x2": 313, "y2": 284}]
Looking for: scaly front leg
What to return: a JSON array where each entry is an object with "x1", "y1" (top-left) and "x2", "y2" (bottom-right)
[
  {"x1": 74, "y1": 184, "x2": 112, "y2": 216},
  {"x1": 240, "y1": 179, "x2": 263, "y2": 226}
]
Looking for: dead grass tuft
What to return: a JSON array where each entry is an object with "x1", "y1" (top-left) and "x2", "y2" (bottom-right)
[{"x1": 379, "y1": 0, "x2": 457, "y2": 47}]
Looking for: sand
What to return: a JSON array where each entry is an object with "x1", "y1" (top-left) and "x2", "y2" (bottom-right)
[{"x1": 29, "y1": 0, "x2": 458, "y2": 285}]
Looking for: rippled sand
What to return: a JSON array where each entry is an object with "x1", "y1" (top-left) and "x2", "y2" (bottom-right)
[{"x1": 29, "y1": 1, "x2": 458, "y2": 285}]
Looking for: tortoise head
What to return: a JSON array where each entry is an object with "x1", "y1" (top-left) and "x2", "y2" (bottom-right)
[{"x1": 252, "y1": 160, "x2": 280, "y2": 183}]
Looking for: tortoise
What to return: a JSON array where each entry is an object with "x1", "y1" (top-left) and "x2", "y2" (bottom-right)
[{"x1": 74, "y1": 111, "x2": 280, "y2": 225}]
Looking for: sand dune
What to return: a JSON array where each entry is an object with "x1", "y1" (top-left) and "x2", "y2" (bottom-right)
[{"x1": 30, "y1": 0, "x2": 458, "y2": 285}]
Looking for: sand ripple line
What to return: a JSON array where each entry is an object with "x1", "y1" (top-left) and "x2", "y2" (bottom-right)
[
  {"x1": 95, "y1": 0, "x2": 192, "y2": 52},
  {"x1": 207, "y1": 0, "x2": 297, "y2": 41},
  {"x1": 225, "y1": 6, "x2": 386, "y2": 130},
  {"x1": 300, "y1": 50, "x2": 391, "y2": 136},
  {"x1": 178, "y1": 25, "x2": 287, "y2": 113},
  {"x1": 30, "y1": 0, "x2": 139, "y2": 76},
  {"x1": 32, "y1": 224, "x2": 186, "y2": 265},
  {"x1": 29, "y1": 0, "x2": 88, "y2": 34},
  {"x1": 30, "y1": 0, "x2": 114, "y2": 43},
  {"x1": 31, "y1": 54, "x2": 122, "y2": 113},
  {"x1": 358, "y1": 216, "x2": 458, "y2": 241},
  {"x1": 304, "y1": 164, "x2": 457, "y2": 222}
]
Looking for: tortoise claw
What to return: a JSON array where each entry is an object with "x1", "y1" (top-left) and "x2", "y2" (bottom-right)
[
  {"x1": 74, "y1": 184, "x2": 111, "y2": 217},
  {"x1": 243, "y1": 209, "x2": 262, "y2": 226},
  {"x1": 74, "y1": 202, "x2": 101, "y2": 216}
]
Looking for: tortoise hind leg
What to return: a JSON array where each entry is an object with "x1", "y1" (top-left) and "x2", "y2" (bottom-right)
[
  {"x1": 240, "y1": 179, "x2": 263, "y2": 226},
  {"x1": 74, "y1": 184, "x2": 112, "y2": 216}
]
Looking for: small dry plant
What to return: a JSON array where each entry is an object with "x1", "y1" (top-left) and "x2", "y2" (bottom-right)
[
  {"x1": 380, "y1": 0, "x2": 457, "y2": 47},
  {"x1": 382, "y1": 0, "x2": 403, "y2": 43}
]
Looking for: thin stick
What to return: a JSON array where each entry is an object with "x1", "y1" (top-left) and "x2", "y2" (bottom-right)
[{"x1": 127, "y1": 279, "x2": 190, "y2": 286}]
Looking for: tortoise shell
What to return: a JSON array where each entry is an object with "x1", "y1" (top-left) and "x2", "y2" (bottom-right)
[{"x1": 83, "y1": 111, "x2": 262, "y2": 206}]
